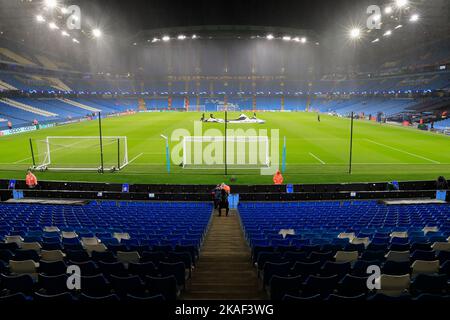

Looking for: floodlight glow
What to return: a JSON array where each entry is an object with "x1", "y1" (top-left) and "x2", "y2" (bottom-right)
[
  {"x1": 266, "y1": 34, "x2": 274, "y2": 40},
  {"x1": 92, "y1": 29, "x2": 102, "y2": 38},
  {"x1": 162, "y1": 35, "x2": 170, "y2": 42},
  {"x1": 177, "y1": 35, "x2": 186, "y2": 40},
  {"x1": 395, "y1": 24, "x2": 403, "y2": 29},
  {"x1": 395, "y1": 0, "x2": 408, "y2": 8},
  {"x1": 301, "y1": 37, "x2": 307, "y2": 43},
  {"x1": 36, "y1": 15, "x2": 45, "y2": 23},
  {"x1": 61, "y1": 30, "x2": 70, "y2": 37},
  {"x1": 383, "y1": 30, "x2": 392, "y2": 36},
  {"x1": 349, "y1": 28, "x2": 361, "y2": 39},
  {"x1": 49, "y1": 22, "x2": 59, "y2": 30},
  {"x1": 282, "y1": 36, "x2": 291, "y2": 41},
  {"x1": 151, "y1": 37, "x2": 159, "y2": 43},
  {"x1": 192, "y1": 34, "x2": 197, "y2": 39},
  {"x1": 44, "y1": 0, "x2": 58, "y2": 9},
  {"x1": 373, "y1": 14, "x2": 381, "y2": 21},
  {"x1": 384, "y1": 6, "x2": 393, "y2": 14},
  {"x1": 293, "y1": 37, "x2": 300, "y2": 42},
  {"x1": 372, "y1": 38, "x2": 380, "y2": 43},
  {"x1": 72, "y1": 38, "x2": 79, "y2": 43},
  {"x1": 409, "y1": 14, "x2": 419, "y2": 22}
]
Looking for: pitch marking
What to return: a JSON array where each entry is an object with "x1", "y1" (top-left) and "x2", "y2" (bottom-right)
[
  {"x1": 365, "y1": 139, "x2": 440, "y2": 164},
  {"x1": 127, "y1": 153, "x2": 144, "y2": 165},
  {"x1": 12, "y1": 140, "x2": 85, "y2": 164},
  {"x1": 309, "y1": 153, "x2": 326, "y2": 164}
]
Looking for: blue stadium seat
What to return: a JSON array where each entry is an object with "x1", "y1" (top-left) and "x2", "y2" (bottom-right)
[
  {"x1": 269, "y1": 275, "x2": 303, "y2": 301},
  {"x1": 145, "y1": 276, "x2": 178, "y2": 301},
  {"x1": 80, "y1": 274, "x2": 111, "y2": 297},
  {"x1": 38, "y1": 273, "x2": 69, "y2": 295},
  {"x1": 262, "y1": 262, "x2": 291, "y2": 287},
  {"x1": 34, "y1": 292, "x2": 75, "y2": 302},
  {"x1": 39, "y1": 260, "x2": 67, "y2": 276},
  {"x1": 110, "y1": 275, "x2": 146, "y2": 297},
  {"x1": 337, "y1": 274, "x2": 369, "y2": 296},
  {"x1": 302, "y1": 275, "x2": 339, "y2": 297},
  {"x1": 0, "y1": 274, "x2": 34, "y2": 295},
  {"x1": 128, "y1": 262, "x2": 158, "y2": 278}
]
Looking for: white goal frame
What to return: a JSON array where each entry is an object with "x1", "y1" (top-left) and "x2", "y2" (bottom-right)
[
  {"x1": 182, "y1": 136, "x2": 270, "y2": 170},
  {"x1": 35, "y1": 136, "x2": 129, "y2": 172}
]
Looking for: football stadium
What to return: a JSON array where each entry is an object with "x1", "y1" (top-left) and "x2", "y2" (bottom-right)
[{"x1": 0, "y1": 0, "x2": 449, "y2": 315}]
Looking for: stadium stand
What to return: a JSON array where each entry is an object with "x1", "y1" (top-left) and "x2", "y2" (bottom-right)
[
  {"x1": 0, "y1": 201, "x2": 212, "y2": 301},
  {"x1": 434, "y1": 118, "x2": 450, "y2": 130},
  {"x1": 239, "y1": 201, "x2": 450, "y2": 301}
]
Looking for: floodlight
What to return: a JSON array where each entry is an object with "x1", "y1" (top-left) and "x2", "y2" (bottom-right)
[
  {"x1": 282, "y1": 36, "x2": 291, "y2": 41},
  {"x1": 192, "y1": 34, "x2": 197, "y2": 39},
  {"x1": 61, "y1": 7, "x2": 68, "y2": 14},
  {"x1": 409, "y1": 14, "x2": 419, "y2": 22},
  {"x1": 92, "y1": 28, "x2": 102, "y2": 38},
  {"x1": 384, "y1": 6, "x2": 393, "y2": 14},
  {"x1": 373, "y1": 14, "x2": 381, "y2": 21},
  {"x1": 151, "y1": 38, "x2": 159, "y2": 43},
  {"x1": 36, "y1": 15, "x2": 46, "y2": 23},
  {"x1": 349, "y1": 28, "x2": 361, "y2": 39},
  {"x1": 61, "y1": 30, "x2": 70, "y2": 37},
  {"x1": 372, "y1": 38, "x2": 380, "y2": 43},
  {"x1": 300, "y1": 37, "x2": 307, "y2": 43},
  {"x1": 293, "y1": 37, "x2": 300, "y2": 42},
  {"x1": 395, "y1": 0, "x2": 408, "y2": 8},
  {"x1": 177, "y1": 35, "x2": 186, "y2": 40},
  {"x1": 383, "y1": 30, "x2": 392, "y2": 36},
  {"x1": 49, "y1": 22, "x2": 59, "y2": 30},
  {"x1": 162, "y1": 35, "x2": 170, "y2": 42},
  {"x1": 44, "y1": 0, "x2": 58, "y2": 9},
  {"x1": 395, "y1": 24, "x2": 403, "y2": 29},
  {"x1": 266, "y1": 34, "x2": 274, "y2": 40},
  {"x1": 72, "y1": 38, "x2": 79, "y2": 43}
]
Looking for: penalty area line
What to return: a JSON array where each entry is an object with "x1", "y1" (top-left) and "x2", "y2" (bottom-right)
[{"x1": 309, "y1": 153, "x2": 326, "y2": 164}]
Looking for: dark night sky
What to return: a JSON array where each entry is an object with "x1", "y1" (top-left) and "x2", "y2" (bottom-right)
[{"x1": 73, "y1": 0, "x2": 369, "y2": 36}]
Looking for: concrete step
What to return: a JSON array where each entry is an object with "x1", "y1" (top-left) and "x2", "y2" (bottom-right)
[{"x1": 182, "y1": 213, "x2": 266, "y2": 300}]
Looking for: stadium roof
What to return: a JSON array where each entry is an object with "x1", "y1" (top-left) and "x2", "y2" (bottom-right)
[{"x1": 131, "y1": 25, "x2": 319, "y2": 44}]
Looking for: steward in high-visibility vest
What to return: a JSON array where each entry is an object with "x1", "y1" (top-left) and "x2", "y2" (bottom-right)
[
  {"x1": 26, "y1": 170, "x2": 38, "y2": 188},
  {"x1": 273, "y1": 170, "x2": 284, "y2": 185}
]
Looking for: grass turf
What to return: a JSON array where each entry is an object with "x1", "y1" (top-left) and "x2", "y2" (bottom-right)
[{"x1": 0, "y1": 111, "x2": 449, "y2": 185}]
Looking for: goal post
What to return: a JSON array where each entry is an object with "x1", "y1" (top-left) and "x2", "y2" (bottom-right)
[
  {"x1": 182, "y1": 136, "x2": 270, "y2": 170},
  {"x1": 33, "y1": 136, "x2": 129, "y2": 172}
]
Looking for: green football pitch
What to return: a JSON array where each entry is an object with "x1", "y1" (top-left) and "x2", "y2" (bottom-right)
[{"x1": 0, "y1": 112, "x2": 449, "y2": 185}]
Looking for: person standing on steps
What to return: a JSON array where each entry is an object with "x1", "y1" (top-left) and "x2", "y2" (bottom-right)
[
  {"x1": 212, "y1": 185, "x2": 222, "y2": 211},
  {"x1": 218, "y1": 188, "x2": 230, "y2": 217}
]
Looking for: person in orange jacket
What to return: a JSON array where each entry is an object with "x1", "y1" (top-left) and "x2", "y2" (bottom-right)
[
  {"x1": 221, "y1": 183, "x2": 231, "y2": 194},
  {"x1": 25, "y1": 170, "x2": 38, "y2": 188},
  {"x1": 273, "y1": 170, "x2": 284, "y2": 185}
]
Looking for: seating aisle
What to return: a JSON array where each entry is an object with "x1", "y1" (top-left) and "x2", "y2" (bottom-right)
[{"x1": 182, "y1": 211, "x2": 266, "y2": 300}]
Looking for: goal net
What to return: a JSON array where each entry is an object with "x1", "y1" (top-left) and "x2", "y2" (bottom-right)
[
  {"x1": 182, "y1": 136, "x2": 269, "y2": 169},
  {"x1": 34, "y1": 136, "x2": 129, "y2": 172}
]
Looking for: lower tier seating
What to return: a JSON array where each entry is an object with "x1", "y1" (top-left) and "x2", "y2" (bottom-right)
[{"x1": 239, "y1": 201, "x2": 450, "y2": 301}]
